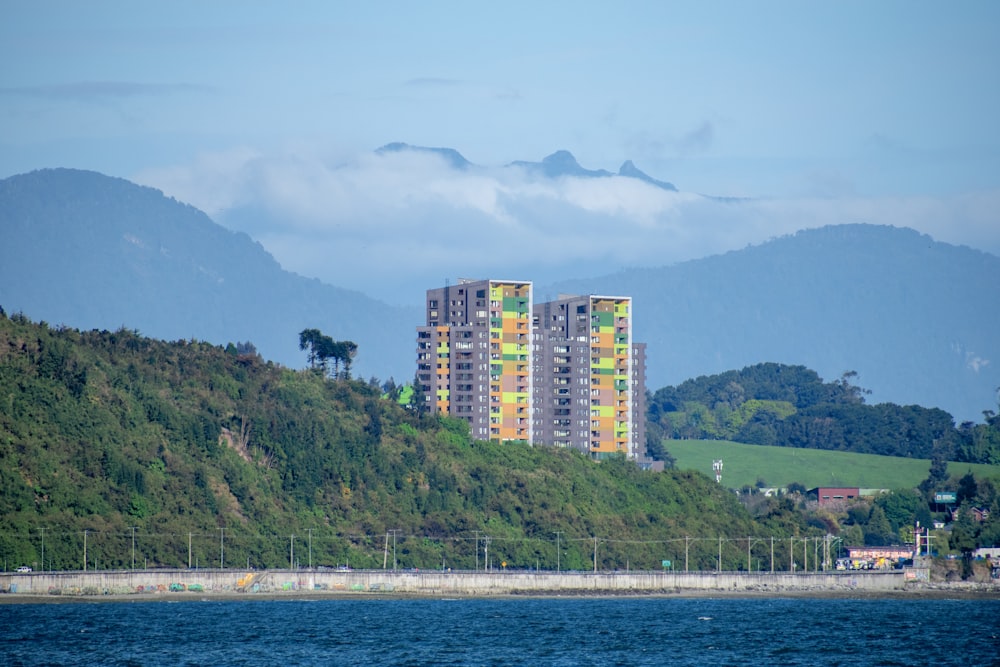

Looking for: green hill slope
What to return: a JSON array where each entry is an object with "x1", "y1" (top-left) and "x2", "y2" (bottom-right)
[
  {"x1": 646, "y1": 362, "x2": 1000, "y2": 465},
  {"x1": 665, "y1": 439, "x2": 1000, "y2": 490},
  {"x1": 0, "y1": 311, "x2": 772, "y2": 573}
]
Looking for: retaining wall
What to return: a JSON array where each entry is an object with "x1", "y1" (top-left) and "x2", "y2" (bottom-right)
[{"x1": 0, "y1": 568, "x2": 912, "y2": 597}]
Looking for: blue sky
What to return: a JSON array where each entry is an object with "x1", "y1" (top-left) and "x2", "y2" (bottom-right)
[{"x1": 3, "y1": 1, "x2": 999, "y2": 302}]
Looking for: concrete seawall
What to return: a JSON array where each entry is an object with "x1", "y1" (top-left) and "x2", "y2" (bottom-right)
[{"x1": 0, "y1": 568, "x2": 915, "y2": 598}]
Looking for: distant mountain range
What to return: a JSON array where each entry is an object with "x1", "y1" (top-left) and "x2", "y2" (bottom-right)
[
  {"x1": 0, "y1": 168, "x2": 419, "y2": 383},
  {"x1": 544, "y1": 224, "x2": 1000, "y2": 424},
  {"x1": 2, "y1": 166, "x2": 998, "y2": 423},
  {"x1": 376, "y1": 142, "x2": 677, "y2": 191}
]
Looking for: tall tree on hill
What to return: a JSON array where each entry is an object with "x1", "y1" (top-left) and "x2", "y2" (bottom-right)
[
  {"x1": 299, "y1": 328, "x2": 357, "y2": 380},
  {"x1": 835, "y1": 370, "x2": 871, "y2": 404},
  {"x1": 409, "y1": 373, "x2": 428, "y2": 414},
  {"x1": 299, "y1": 328, "x2": 324, "y2": 370},
  {"x1": 338, "y1": 340, "x2": 358, "y2": 379}
]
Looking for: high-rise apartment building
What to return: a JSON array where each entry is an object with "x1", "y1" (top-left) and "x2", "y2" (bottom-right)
[
  {"x1": 532, "y1": 295, "x2": 646, "y2": 460},
  {"x1": 416, "y1": 281, "x2": 646, "y2": 460},
  {"x1": 415, "y1": 279, "x2": 533, "y2": 443}
]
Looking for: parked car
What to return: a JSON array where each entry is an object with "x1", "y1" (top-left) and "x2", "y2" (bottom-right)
[{"x1": 16, "y1": 566, "x2": 32, "y2": 573}]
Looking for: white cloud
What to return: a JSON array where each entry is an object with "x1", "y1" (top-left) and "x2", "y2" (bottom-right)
[{"x1": 133, "y1": 147, "x2": 1000, "y2": 305}]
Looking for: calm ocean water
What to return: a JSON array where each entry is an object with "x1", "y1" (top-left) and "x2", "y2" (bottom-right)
[{"x1": 2, "y1": 597, "x2": 998, "y2": 666}]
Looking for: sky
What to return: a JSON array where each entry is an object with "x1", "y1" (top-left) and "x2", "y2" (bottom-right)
[{"x1": 3, "y1": 1, "x2": 999, "y2": 304}]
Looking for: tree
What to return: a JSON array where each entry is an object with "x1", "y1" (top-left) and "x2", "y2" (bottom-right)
[
  {"x1": 875, "y1": 489, "x2": 931, "y2": 537},
  {"x1": 339, "y1": 340, "x2": 358, "y2": 379},
  {"x1": 235, "y1": 341, "x2": 257, "y2": 357},
  {"x1": 949, "y1": 509, "x2": 979, "y2": 580},
  {"x1": 863, "y1": 505, "x2": 894, "y2": 546},
  {"x1": 919, "y1": 455, "x2": 950, "y2": 498},
  {"x1": 835, "y1": 370, "x2": 871, "y2": 405},
  {"x1": 298, "y1": 329, "x2": 357, "y2": 380},
  {"x1": 956, "y1": 472, "x2": 979, "y2": 506},
  {"x1": 299, "y1": 328, "x2": 323, "y2": 370},
  {"x1": 409, "y1": 374, "x2": 428, "y2": 414}
]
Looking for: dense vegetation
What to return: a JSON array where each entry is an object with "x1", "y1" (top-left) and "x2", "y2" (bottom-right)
[
  {"x1": 0, "y1": 310, "x2": 770, "y2": 573},
  {"x1": 2, "y1": 313, "x2": 996, "y2": 576},
  {"x1": 647, "y1": 363, "x2": 1000, "y2": 465}
]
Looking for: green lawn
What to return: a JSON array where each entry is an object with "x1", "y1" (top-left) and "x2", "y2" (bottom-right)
[{"x1": 662, "y1": 439, "x2": 1000, "y2": 490}]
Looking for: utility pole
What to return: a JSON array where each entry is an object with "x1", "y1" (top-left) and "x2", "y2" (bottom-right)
[
  {"x1": 718, "y1": 536, "x2": 722, "y2": 572},
  {"x1": 307, "y1": 528, "x2": 313, "y2": 570},
  {"x1": 391, "y1": 529, "x2": 399, "y2": 571},
  {"x1": 290, "y1": 534, "x2": 295, "y2": 569},
  {"x1": 554, "y1": 532, "x2": 562, "y2": 572},
  {"x1": 188, "y1": 532, "x2": 193, "y2": 569},
  {"x1": 685, "y1": 536, "x2": 690, "y2": 573},
  {"x1": 220, "y1": 528, "x2": 225, "y2": 569},
  {"x1": 593, "y1": 536, "x2": 598, "y2": 573},
  {"x1": 39, "y1": 528, "x2": 45, "y2": 572},
  {"x1": 130, "y1": 526, "x2": 137, "y2": 570},
  {"x1": 473, "y1": 531, "x2": 480, "y2": 571},
  {"x1": 483, "y1": 536, "x2": 490, "y2": 572},
  {"x1": 83, "y1": 530, "x2": 88, "y2": 572}
]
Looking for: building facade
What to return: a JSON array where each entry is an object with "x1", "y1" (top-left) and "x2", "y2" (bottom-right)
[
  {"x1": 416, "y1": 281, "x2": 647, "y2": 461},
  {"x1": 531, "y1": 294, "x2": 646, "y2": 460},
  {"x1": 415, "y1": 279, "x2": 533, "y2": 443}
]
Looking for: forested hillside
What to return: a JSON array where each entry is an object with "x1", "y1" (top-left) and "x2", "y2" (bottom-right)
[
  {"x1": 1, "y1": 309, "x2": 778, "y2": 573},
  {"x1": 647, "y1": 363, "x2": 1000, "y2": 465}
]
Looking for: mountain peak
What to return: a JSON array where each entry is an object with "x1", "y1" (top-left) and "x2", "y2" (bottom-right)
[
  {"x1": 376, "y1": 142, "x2": 472, "y2": 170},
  {"x1": 541, "y1": 150, "x2": 581, "y2": 168},
  {"x1": 618, "y1": 160, "x2": 677, "y2": 191},
  {"x1": 509, "y1": 150, "x2": 613, "y2": 179},
  {"x1": 374, "y1": 143, "x2": 679, "y2": 191}
]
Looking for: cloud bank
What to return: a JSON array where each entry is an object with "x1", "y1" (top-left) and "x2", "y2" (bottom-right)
[{"x1": 134, "y1": 147, "x2": 1000, "y2": 305}]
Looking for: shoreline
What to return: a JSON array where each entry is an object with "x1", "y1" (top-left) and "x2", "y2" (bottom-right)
[{"x1": 2, "y1": 584, "x2": 996, "y2": 604}]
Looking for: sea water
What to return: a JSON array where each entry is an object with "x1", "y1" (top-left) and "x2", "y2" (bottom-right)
[{"x1": 2, "y1": 597, "x2": 997, "y2": 666}]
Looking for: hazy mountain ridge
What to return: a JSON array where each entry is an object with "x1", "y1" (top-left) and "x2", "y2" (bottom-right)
[
  {"x1": 543, "y1": 224, "x2": 1000, "y2": 423},
  {"x1": 0, "y1": 168, "x2": 419, "y2": 382},
  {"x1": 379, "y1": 142, "x2": 678, "y2": 191},
  {"x1": 2, "y1": 167, "x2": 997, "y2": 423}
]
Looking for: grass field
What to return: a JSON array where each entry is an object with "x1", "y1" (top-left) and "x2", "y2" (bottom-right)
[{"x1": 663, "y1": 439, "x2": 1000, "y2": 490}]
